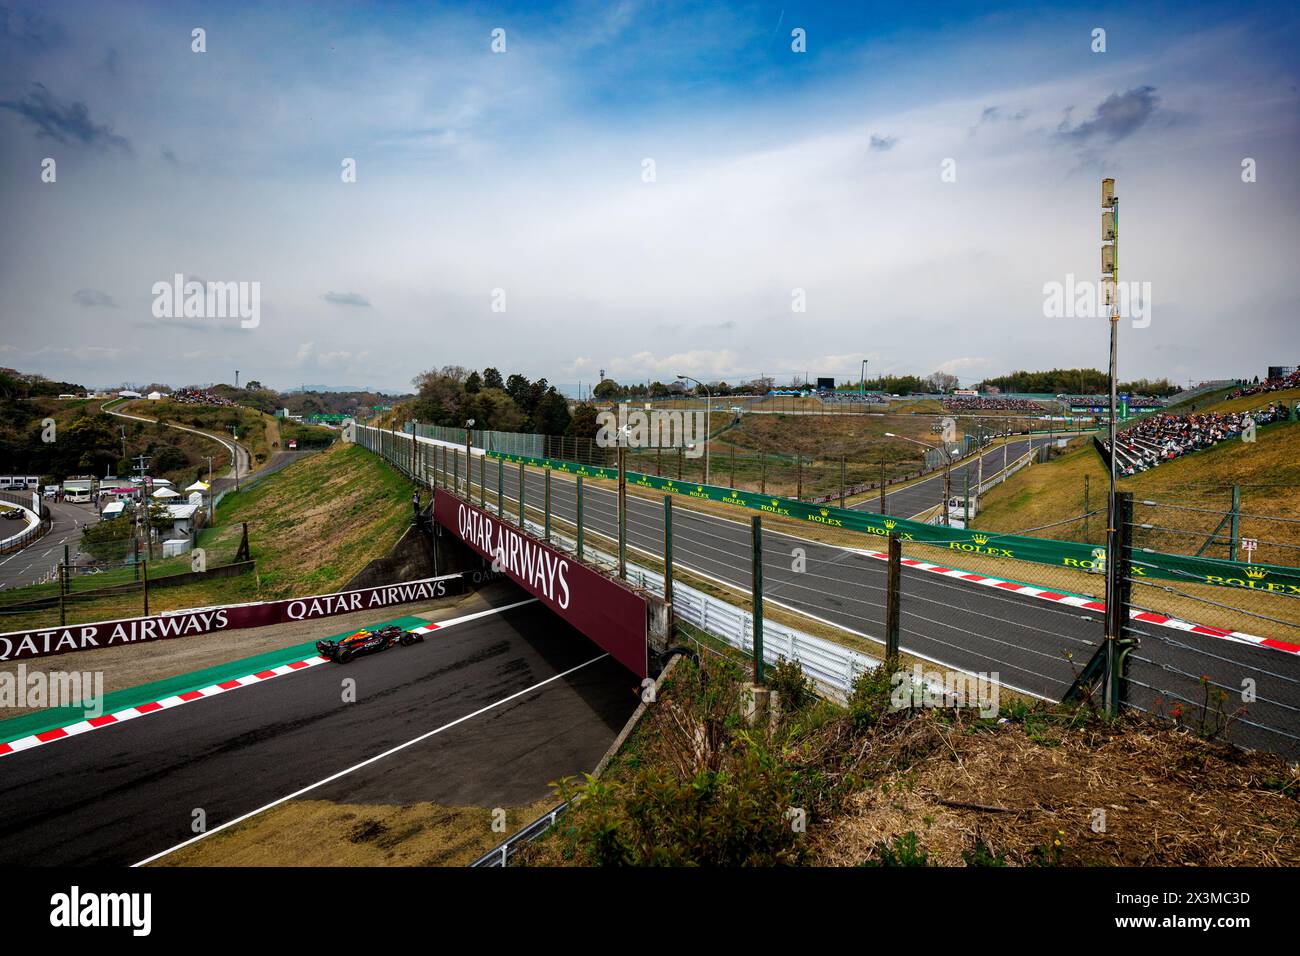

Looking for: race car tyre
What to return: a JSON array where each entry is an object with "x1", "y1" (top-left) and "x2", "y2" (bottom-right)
[
  {"x1": 400, "y1": 633, "x2": 415, "y2": 646},
  {"x1": 339, "y1": 650, "x2": 353, "y2": 664}
]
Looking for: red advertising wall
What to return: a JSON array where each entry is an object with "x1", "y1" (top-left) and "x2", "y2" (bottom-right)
[
  {"x1": 434, "y1": 489, "x2": 648, "y2": 678},
  {"x1": 0, "y1": 576, "x2": 462, "y2": 663}
]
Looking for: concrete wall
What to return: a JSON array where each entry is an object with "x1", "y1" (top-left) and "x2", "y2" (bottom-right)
[{"x1": 343, "y1": 511, "x2": 487, "y2": 590}]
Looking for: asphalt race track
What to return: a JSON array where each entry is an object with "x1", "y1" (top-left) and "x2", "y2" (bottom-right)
[
  {"x1": 0, "y1": 499, "x2": 96, "y2": 591},
  {"x1": 0, "y1": 598, "x2": 639, "y2": 866},
  {"x1": 448, "y1": 443, "x2": 1300, "y2": 760},
  {"x1": 852, "y1": 436, "x2": 1061, "y2": 518}
]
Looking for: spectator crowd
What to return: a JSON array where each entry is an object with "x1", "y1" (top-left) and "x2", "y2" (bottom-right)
[
  {"x1": 942, "y1": 396, "x2": 1045, "y2": 412},
  {"x1": 1231, "y1": 368, "x2": 1300, "y2": 400},
  {"x1": 1106, "y1": 402, "x2": 1291, "y2": 475},
  {"x1": 819, "y1": 392, "x2": 888, "y2": 405},
  {"x1": 1066, "y1": 394, "x2": 1166, "y2": 410},
  {"x1": 170, "y1": 387, "x2": 240, "y2": 408}
]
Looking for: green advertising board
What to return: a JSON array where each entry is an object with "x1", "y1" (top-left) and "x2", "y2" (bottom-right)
[{"x1": 484, "y1": 450, "x2": 1300, "y2": 598}]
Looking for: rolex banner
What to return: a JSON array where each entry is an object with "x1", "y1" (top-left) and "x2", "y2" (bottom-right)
[{"x1": 485, "y1": 452, "x2": 1300, "y2": 597}]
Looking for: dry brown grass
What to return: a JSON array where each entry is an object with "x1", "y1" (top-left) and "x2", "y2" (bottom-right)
[
  {"x1": 521, "y1": 650, "x2": 1299, "y2": 868},
  {"x1": 812, "y1": 710, "x2": 1300, "y2": 866},
  {"x1": 154, "y1": 794, "x2": 558, "y2": 867}
]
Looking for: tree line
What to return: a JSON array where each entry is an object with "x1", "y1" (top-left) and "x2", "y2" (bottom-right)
[
  {"x1": 974, "y1": 368, "x2": 1182, "y2": 397},
  {"x1": 407, "y1": 366, "x2": 576, "y2": 436}
]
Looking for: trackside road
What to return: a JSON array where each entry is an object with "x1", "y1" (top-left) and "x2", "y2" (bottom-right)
[
  {"x1": 0, "y1": 596, "x2": 638, "y2": 866},
  {"x1": 858, "y1": 435, "x2": 1061, "y2": 519},
  {"x1": 0, "y1": 499, "x2": 96, "y2": 590}
]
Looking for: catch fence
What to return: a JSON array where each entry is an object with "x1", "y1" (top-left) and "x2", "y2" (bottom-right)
[{"x1": 355, "y1": 424, "x2": 1300, "y2": 760}]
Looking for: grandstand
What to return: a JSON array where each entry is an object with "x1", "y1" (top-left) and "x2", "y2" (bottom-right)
[
  {"x1": 942, "y1": 396, "x2": 1046, "y2": 412},
  {"x1": 1231, "y1": 367, "x2": 1300, "y2": 399},
  {"x1": 1103, "y1": 402, "x2": 1291, "y2": 476},
  {"x1": 1066, "y1": 394, "x2": 1167, "y2": 412},
  {"x1": 818, "y1": 391, "x2": 888, "y2": 406}
]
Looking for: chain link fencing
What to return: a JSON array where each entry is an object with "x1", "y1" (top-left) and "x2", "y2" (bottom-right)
[{"x1": 355, "y1": 424, "x2": 1300, "y2": 761}]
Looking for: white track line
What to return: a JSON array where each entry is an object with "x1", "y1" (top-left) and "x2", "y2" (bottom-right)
[{"x1": 132, "y1": 650, "x2": 608, "y2": 866}]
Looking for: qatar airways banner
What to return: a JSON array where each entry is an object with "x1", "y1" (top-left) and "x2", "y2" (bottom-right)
[
  {"x1": 434, "y1": 489, "x2": 648, "y2": 678},
  {"x1": 0, "y1": 575, "x2": 464, "y2": 663}
]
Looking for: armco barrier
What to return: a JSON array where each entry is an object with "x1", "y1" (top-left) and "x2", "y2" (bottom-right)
[
  {"x1": 0, "y1": 492, "x2": 50, "y2": 555},
  {"x1": 0, "y1": 574, "x2": 465, "y2": 663},
  {"x1": 502, "y1": 502, "x2": 878, "y2": 698},
  {"x1": 434, "y1": 489, "x2": 648, "y2": 677}
]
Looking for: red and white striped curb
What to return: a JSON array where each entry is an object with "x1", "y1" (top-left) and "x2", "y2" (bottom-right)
[
  {"x1": 855, "y1": 549, "x2": 1300, "y2": 657},
  {"x1": 0, "y1": 621, "x2": 444, "y2": 760}
]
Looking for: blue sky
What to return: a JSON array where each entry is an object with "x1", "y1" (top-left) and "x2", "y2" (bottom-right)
[{"x1": 1, "y1": 0, "x2": 1297, "y2": 392}]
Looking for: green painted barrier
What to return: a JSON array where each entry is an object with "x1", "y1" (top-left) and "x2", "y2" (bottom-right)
[{"x1": 485, "y1": 451, "x2": 1300, "y2": 597}]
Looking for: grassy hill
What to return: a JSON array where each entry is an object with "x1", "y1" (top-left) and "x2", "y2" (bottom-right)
[
  {"x1": 621, "y1": 406, "x2": 981, "y2": 499},
  {"x1": 0, "y1": 443, "x2": 415, "y2": 631},
  {"x1": 118, "y1": 399, "x2": 278, "y2": 467}
]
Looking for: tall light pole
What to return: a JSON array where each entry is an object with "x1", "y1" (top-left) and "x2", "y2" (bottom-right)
[
  {"x1": 885, "y1": 431, "x2": 955, "y2": 526},
  {"x1": 860, "y1": 359, "x2": 869, "y2": 398},
  {"x1": 676, "y1": 374, "x2": 711, "y2": 484},
  {"x1": 1101, "y1": 177, "x2": 1121, "y2": 712}
]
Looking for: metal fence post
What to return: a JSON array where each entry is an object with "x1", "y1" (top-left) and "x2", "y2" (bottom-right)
[
  {"x1": 618, "y1": 446, "x2": 627, "y2": 579},
  {"x1": 751, "y1": 515, "x2": 764, "y2": 685},
  {"x1": 465, "y1": 428, "x2": 473, "y2": 498},
  {"x1": 663, "y1": 495, "x2": 673, "y2": 607},
  {"x1": 544, "y1": 468, "x2": 552, "y2": 542},
  {"x1": 840, "y1": 455, "x2": 846, "y2": 508},
  {"x1": 517, "y1": 460, "x2": 525, "y2": 527},
  {"x1": 1103, "y1": 491, "x2": 1134, "y2": 716},
  {"x1": 576, "y1": 476, "x2": 585, "y2": 560},
  {"x1": 1083, "y1": 474, "x2": 1090, "y2": 542},
  {"x1": 497, "y1": 457, "x2": 504, "y2": 516},
  {"x1": 885, "y1": 534, "x2": 901, "y2": 659},
  {"x1": 453, "y1": 447, "x2": 460, "y2": 496},
  {"x1": 1229, "y1": 483, "x2": 1240, "y2": 561}
]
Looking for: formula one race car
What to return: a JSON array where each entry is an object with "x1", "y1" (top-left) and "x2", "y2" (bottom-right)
[{"x1": 316, "y1": 624, "x2": 423, "y2": 663}]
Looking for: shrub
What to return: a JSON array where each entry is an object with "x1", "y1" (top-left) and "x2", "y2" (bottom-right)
[
  {"x1": 962, "y1": 837, "x2": 1007, "y2": 866},
  {"x1": 848, "y1": 660, "x2": 897, "y2": 731},
  {"x1": 862, "y1": 831, "x2": 929, "y2": 866},
  {"x1": 768, "y1": 657, "x2": 817, "y2": 713}
]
